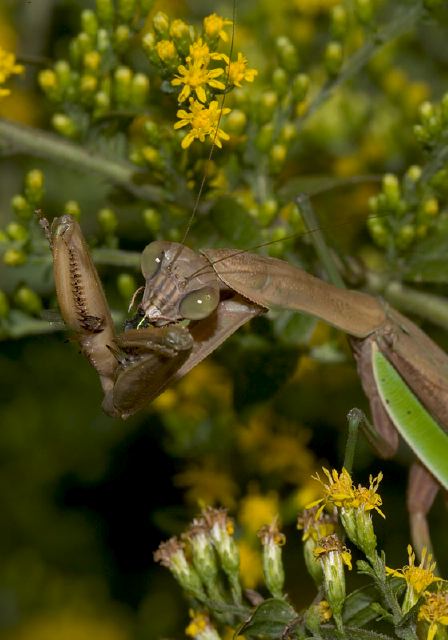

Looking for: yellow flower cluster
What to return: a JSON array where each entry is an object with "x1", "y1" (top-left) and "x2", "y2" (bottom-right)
[
  {"x1": 0, "y1": 46, "x2": 24, "y2": 99},
  {"x1": 310, "y1": 467, "x2": 385, "y2": 518},
  {"x1": 418, "y1": 588, "x2": 448, "y2": 640},
  {"x1": 151, "y1": 13, "x2": 257, "y2": 149}
]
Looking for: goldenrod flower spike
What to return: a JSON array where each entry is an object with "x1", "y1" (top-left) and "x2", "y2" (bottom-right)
[{"x1": 0, "y1": 47, "x2": 24, "y2": 99}]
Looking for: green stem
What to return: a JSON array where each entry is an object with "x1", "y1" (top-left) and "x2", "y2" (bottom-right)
[
  {"x1": 366, "y1": 276, "x2": 448, "y2": 331},
  {"x1": 295, "y1": 1, "x2": 423, "y2": 132},
  {"x1": 297, "y1": 194, "x2": 345, "y2": 288},
  {"x1": 0, "y1": 118, "x2": 167, "y2": 204},
  {"x1": 343, "y1": 409, "x2": 364, "y2": 474}
]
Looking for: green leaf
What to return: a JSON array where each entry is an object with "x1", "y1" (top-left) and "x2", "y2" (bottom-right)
[
  {"x1": 371, "y1": 343, "x2": 448, "y2": 490},
  {"x1": 343, "y1": 586, "x2": 382, "y2": 627},
  {"x1": 236, "y1": 598, "x2": 297, "y2": 639}
]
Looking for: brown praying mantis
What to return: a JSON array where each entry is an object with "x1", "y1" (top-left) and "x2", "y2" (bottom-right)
[{"x1": 41, "y1": 209, "x2": 448, "y2": 553}]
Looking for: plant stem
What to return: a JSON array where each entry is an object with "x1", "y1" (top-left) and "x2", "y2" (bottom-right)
[
  {"x1": 0, "y1": 118, "x2": 167, "y2": 204},
  {"x1": 344, "y1": 409, "x2": 364, "y2": 474},
  {"x1": 297, "y1": 194, "x2": 346, "y2": 288}
]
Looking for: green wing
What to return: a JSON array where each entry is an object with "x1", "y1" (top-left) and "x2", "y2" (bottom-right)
[{"x1": 371, "y1": 343, "x2": 448, "y2": 490}]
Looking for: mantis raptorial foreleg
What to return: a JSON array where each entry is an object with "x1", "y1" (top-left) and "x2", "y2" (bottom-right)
[{"x1": 47, "y1": 214, "x2": 448, "y2": 553}]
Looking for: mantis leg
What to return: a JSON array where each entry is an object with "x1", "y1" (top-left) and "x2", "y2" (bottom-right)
[{"x1": 407, "y1": 462, "x2": 440, "y2": 559}]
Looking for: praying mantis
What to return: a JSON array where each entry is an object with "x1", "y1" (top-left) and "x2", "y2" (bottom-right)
[{"x1": 42, "y1": 210, "x2": 448, "y2": 553}]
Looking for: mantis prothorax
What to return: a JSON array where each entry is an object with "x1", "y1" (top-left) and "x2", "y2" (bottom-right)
[{"x1": 44, "y1": 213, "x2": 448, "y2": 554}]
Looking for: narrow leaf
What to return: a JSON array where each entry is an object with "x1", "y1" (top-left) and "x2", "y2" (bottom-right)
[{"x1": 371, "y1": 343, "x2": 448, "y2": 490}]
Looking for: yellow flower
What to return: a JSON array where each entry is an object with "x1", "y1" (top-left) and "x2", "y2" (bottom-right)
[
  {"x1": 174, "y1": 99, "x2": 230, "y2": 149},
  {"x1": 186, "y1": 611, "x2": 208, "y2": 637},
  {"x1": 169, "y1": 19, "x2": 190, "y2": 40},
  {"x1": 418, "y1": 589, "x2": 448, "y2": 640},
  {"x1": 203, "y1": 13, "x2": 233, "y2": 42},
  {"x1": 175, "y1": 461, "x2": 238, "y2": 508},
  {"x1": 297, "y1": 506, "x2": 336, "y2": 542},
  {"x1": 188, "y1": 38, "x2": 227, "y2": 66},
  {"x1": 172, "y1": 60, "x2": 225, "y2": 103},
  {"x1": 386, "y1": 545, "x2": 442, "y2": 613},
  {"x1": 239, "y1": 491, "x2": 279, "y2": 535},
  {"x1": 310, "y1": 467, "x2": 385, "y2": 518},
  {"x1": 318, "y1": 600, "x2": 333, "y2": 622},
  {"x1": 0, "y1": 46, "x2": 24, "y2": 98},
  {"x1": 156, "y1": 39, "x2": 177, "y2": 62},
  {"x1": 238, "y1": 539, "x2": 263, "y2": 589},
  {"x1": 225, "y1": 52, "x2": 258, "y2": 87},
  {"x1": 186, "y1": 611, "x2": 220, "y2": 640}
]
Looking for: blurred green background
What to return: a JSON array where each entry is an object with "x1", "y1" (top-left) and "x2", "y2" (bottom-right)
[{"x1": 1, "y1": 0, "x2": 448, "y2": 638}]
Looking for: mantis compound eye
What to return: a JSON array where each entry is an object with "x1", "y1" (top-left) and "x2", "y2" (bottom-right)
[
  {"x1": 179, "y1": 286, "x2": 220, "y2": 320},
  {"x1": 141, "y1": 241, "x2": 165, "y2": 279}
]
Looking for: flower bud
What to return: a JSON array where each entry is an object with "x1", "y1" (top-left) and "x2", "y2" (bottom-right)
[
  {"x1": 292, "y1": 73, "x2": 309, "y2": 102},
  {"x1": 153, "y1": 11, "x2": 170, "y2": 37},
  {"x1": 255, "y1": 123, "x2": 273, "y2": 152},
  {"x1": 117, "y1": 273, "x2": 136, "y2": 301},
  {"x1": 154, "y1": 537, "x2": 206, "y2": 601},
  {"x1": 314, "y1": 534, "x2": 351, "y2": 619},
  {"x1": 270, "y1": 144, "x2": 287, "y2": 171},
  {"x1": 130, "y1": 73, "x2": 150, "y2": 107},
  {"x1": 202, "y1": 507, "x2": 242, "y2": 603},
  {"x1": 64, "y1": 200, "x2": 81, "y2": 219},
  {"x1": 97, "y1": 208, "x2": 118, "y2": 234},
  {"x1": 325, "y1": 41, "x2": 343, "y2": 76},
  {"x1": 382, "y1": 173, "x2": 400, "y2": 207},
  {"x1": 7, "y1": 222, "x2": 28, "y2": 243},
  {"x1": 38, "y1": 69, "x2": 60, "y2": 100},
  {"x1": 141, "y1": 146, "x2": 163, "y2": 169},
  {"x1": 54, "y1": 60, "x2": 72, "y2": 90},
  {"x1": 3, "y1": 249, "x2": 27, "y2": 267},
  {"x1": 331, "y1": 5, "x2": 348, "y2": 39},
  {"x1": 25, "y1": 169, "x2": 45, "y2": 204},
  {"x1": 96, "y1": 0, "x2": 114, "y2": 25},
  {"x1": 396, "y1": 224, "x2": 415, "y2": 249},
  {"x1": 12, "y1": 195, "x2": 32, "y2": 220},
  {"x1": 156, "y1": 39, "x2": 178, "y2": 64},
  {"x1": 114, "y1": 66, "x2": 132, "y2": 105},
  {"x1": 80, "y1": 74, "x2": 98, "y2": 102},
  {"x1": 83, "y1": 51, "x2": 101, "y2": 73},
  {"x1": 52, "y1": 113, "x2": 78, "y2": 138},
  {"x1": 118, "y1": 0, "x2": 138, "y2": 22},
  {"x1": 272, "y1": 67, "x2": 288, "y2": 95},
  {"x1": 81, "y1": 9, "x2": 98, "y2": 37},
  {"x1": 421, "y1": 197, "x2": 439, "y2": 217},
  {"x1": 259, "y1": 91, "x2": 278, "y2": 122},
  {"x1": 406, "y1": 165, "x2": 422, "y2": 183},
  {"x1": 114, "y1": 25, "x2": 131, "y2": 52},
  {"x1": 15, "y1": 286, "x2": 42, "y2": 314},
  {"x1": 226, "y1": 109, "x2": 247, "y2": 135},
  {"x1": 96, "y1": 28, "x2": 112, "y2": 53},
  {"x1": 257, "y1": 521, "x2": 286, "y2": 599},
  {"x1": 276, "y1": 36, "x2": 299, "y2": 73},
  {"x1": 94, "y1": 90, "x2": 111, "y2": 116},
  {"x1": 142, "y1": 208, "x2": 161, "y2": 233},
  {"x1": 184, "y1": 518, "x2": 223, "y2": 601},
  {"x1": 354, "y1": 0, "x2": 374, "y2": 25}
]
